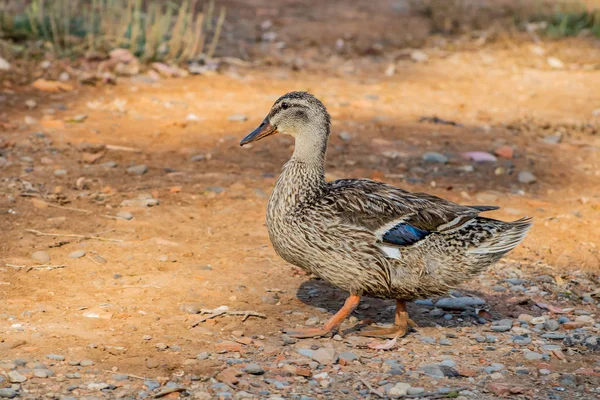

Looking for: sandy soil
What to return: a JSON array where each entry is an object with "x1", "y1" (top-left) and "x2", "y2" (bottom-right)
[{"x1": 1, "y1": 1, "x2": 600, "y2": 399}]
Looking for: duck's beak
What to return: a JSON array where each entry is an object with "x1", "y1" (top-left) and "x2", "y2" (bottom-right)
[{"x1": 240, "y1": 117, "x2": 278, "y2": 146}]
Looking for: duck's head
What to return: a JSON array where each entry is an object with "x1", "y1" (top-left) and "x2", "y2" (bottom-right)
[{"x1": 240, "y1": 91, "x2": 331, "y2": 147}]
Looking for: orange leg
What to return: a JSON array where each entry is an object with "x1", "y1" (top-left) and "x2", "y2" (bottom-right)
[
  {"x1": 358, "y1": 300, "x2": 417, "y2": 339},
  {"x1": 284, "y1": 295, "x2": 360, "y2": 338}
]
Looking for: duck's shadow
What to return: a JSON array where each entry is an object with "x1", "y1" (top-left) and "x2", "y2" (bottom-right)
[{"x1": 295, "y1": 278, "x2": 527, "y2": 332}]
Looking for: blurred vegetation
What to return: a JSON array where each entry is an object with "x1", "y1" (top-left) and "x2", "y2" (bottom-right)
[
  {"x1": 0, "y1": 0, "x2": 225, "y2": 62},
  {"x1": 410, "y1": 0, "x2": 600, "y2": 39}
]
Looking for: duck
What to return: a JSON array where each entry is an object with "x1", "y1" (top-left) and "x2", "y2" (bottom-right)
[{"x1": 240, "y1": 91, "x2": 531, "y2": 339}]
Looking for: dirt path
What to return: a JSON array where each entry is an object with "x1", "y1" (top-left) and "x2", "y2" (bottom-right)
[{"x1": 2, "y1": 4, "x2": 600, "y2": 399}]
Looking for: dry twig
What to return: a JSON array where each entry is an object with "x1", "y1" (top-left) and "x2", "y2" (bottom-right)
[
  {"x1": 359, "y1": 378, "x2": 385, "y2": 398},
  {"x1": 189, "y1": 306, "x2": 266, "y2": 328},
  {"x1": 6, "y1": 264, "x2": 66, "y2": 271},
  {"x1": 25, "y1": 229, "x2": 123, "y2": 243},
  {"x1": 101, "y1": 370, "x2": 147, "y2": 380}
]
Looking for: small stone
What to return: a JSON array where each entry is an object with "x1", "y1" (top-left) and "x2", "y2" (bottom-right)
[
  {"x1": 339, "y1": 131, "x2": 353, "y2": 141},
  {"x1": 80, "y1": 360, "x2": 94, "y2": 367},
  {"x1": 68, "y1": 250, "x2": 86, "y2": 259},
  {"x1": 575, "y1": 315, "x2": 595, "y2": 326},
  {"x1": 492, "y1": 285, "x2": 507, "y2": 292},
  {"x1": 228, "y1": 114, "x2": 248, "y2": 122},
  {"x1": 0, "y1": 389, "x2": 17, "y2": 398},
  {"x1": 423, "y1": 152, "x2": 448, "y2": 164},
  {"x1": 127, "y1": 164, "x2": 148, "y2": 175},
  {"x1": 191, "y1": 154, "x2": 205, "y2": 162},
  {"x1": 407, "y1": 387, "x2": 425, "y2": 395},
  {"x1": 116, "y1": 211, "x2": 134, "y2": 220},
  {"x1": 146, "y1": 358, "x2": 159, "y2": 369},
  {"x1": 523, "y1": 351, "x2": 543, "y2": 361},
  {"x1": 411, "y1": 50, "x2": 429, "y2": 62},
  {"x1": 8, "y1": 371, "x2": 26, "y2": 383},
  {"x1": 243, "y1": 363, "x2": 264, "y2": 375},
  {"x1": 25, "y1": 100, "x2": 37, "y2": 109},
  {"x1": 389, "y1": 382, "x2": 411, "y2": 396},
  {"x1": 518, "y1": 171, "x2": 536, "y2": 184},
  {"x1": 32, "y1": 251, "x2": 50, "y2": 262},
  {"x1": 544, "y1": 320, "x2": 560, "y2": 332},
  {"x1": 440, "y1": 360, "x2": 456, "y2": 367},
  {"x1": 547, "y1": 57, "x2": 564, "y2": 69},
  {"x1": 421, "y1": 364, "x2": 445, "y2": 378},
  {"x1": 436, "y1": 297, "x2": 486, "y2": 310},
  {"x1": 338, "y1": 352, "x2": 358, "y2": 364},
  {"x1": 439, "y1": 338, "x2": 452, "y2": 346},
  {"x1": 312, "y1": 347, "x2": 336, "y2": 365},
  {"x1": 102, "y1": 161, "x2": 118, "y2": 168},
  {"x1": 33, "y1": 369, "x2": 52, "y2": 378},
  {"x1": 495, "y1": 146, "x2": 514, "y2": 159},
  {"x1": 69, "y1": 114, "x2": 88, "y2": 123},
  {"x1": 46, "y1": 354, "x2": 65, "y2": 361},
  {"x1": 196, "y1": 352, "x2": 210, "y2": 360},
  {"x1": 543, "y1": 135, "x2": 562, "y2": 144},
  {"x1": 420, "y1": 336, "x2": 436, "y2": 344},
  {"x1": 88, "y1": 382, "x2": 110, "y2": 391},
  {"x1": 490, "y1": 372, "x2": 504, "y2": 380}
]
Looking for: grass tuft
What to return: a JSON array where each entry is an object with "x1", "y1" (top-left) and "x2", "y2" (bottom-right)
[{"x1": 0, "y1": 0, "x2": 225, "y2": 62}]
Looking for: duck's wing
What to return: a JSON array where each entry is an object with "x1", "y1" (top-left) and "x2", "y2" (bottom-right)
[{"x1": 322, "y1": 179, "x2": 498, "y2": 248}]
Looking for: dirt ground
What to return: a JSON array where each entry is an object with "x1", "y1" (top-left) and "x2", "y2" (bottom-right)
[{"x1": 1, "y1": 1, "x2": 600, "y2": 399}]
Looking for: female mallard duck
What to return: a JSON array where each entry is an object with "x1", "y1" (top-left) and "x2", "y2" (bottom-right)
[{"x1": 240, "y1": 91, "x2": 531, "y2": 339}]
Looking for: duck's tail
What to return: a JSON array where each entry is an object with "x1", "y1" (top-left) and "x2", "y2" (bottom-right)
[{"x1": 467, "y1": 217, "x2": 532, "y2": 255}]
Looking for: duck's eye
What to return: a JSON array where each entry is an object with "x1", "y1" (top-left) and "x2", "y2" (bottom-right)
[{"x1": 281, "y1": 102, "x2": 290, "y2": 110}]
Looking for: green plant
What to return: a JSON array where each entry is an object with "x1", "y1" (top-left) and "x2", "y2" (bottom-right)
[{"x1": 0, "y1": 0, "x2": 225, "y2": 62}]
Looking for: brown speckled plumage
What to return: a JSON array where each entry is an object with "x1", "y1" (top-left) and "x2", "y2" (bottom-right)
[{"x1": 241, "y1": 91, "x2": 531, "y2": 337}]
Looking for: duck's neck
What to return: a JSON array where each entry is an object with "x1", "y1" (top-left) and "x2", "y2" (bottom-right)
[{"x1": 276, "y1": 130, "x2": 329, "y2": 204}]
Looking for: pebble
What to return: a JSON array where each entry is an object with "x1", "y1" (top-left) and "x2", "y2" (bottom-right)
[
  {"x1": 558, "y1": 316, "x2": 570, "y2": 324},
  {"x1": 144, "y1": 379, "x2": 161, "y2": 390},
  {"x1": 440, "y1": 360, "x2": 456, "y2": 367},
  {"x1": 116, "y1": 211, "x2": 134, "y2": 220},
  {"x1": 411, "y1": 50, "x2": 429, "y2": 62},
  {"x1": 191, "y1": 154, "x2": 206, "y2": 162},
  {"x1": 420, "y1": 336, "x2": 436, "y2": 344},
  {"x1": 435, "y1": 297, "x2": 486, "y2": 310},
  {"x1": 439, "y1": 338, "x2": 452, "y2": 346},
  {"x1": 312, "y1": 347, "x2": 337, "y2": 365},
  {"x1": 228, "y1": 114, "x2": 248, "y2": 122},
  {"x1": 492, "y1": 285, "x2": 507, "y2": 292},
  {"x1": 102, "y1": 161, "x2": 118, "y2": 168},
  {"x1": 544, "y1": 320, "x2": 560, "y2": 331},
  {"x1": 543, "y1": 135, "x2": 562, "y2": 144},
  {"x1": 338, "y1": 352, "x2": 358, "y2": 363},
  {"x1": 80, "y1": 360, "x2": 94, "y2": 367},
  {"x1": 243, "y1": 363, "x2": 264, "y2": 375},
  {"x1": 0, "y1": 389, "x2": 17, "y2": 399},
  {"x1": 33, "y1": 369, "x2": 52, "y2": 378},
  {"x1": 491, "y1": 319, "x2": 513, "y2": 332},
  {"x1": 146, "y1": 358, "x2": 159, "y2": 368},
  {"x1": 518, "y1": 171, "x2": 537, "y2": 184},
  {"x1": 46, "y1": 354, "x2": 65, "y2": 361},
  {"x1": 338, "y1": 131, "x2": 353, "y2": 141},
  {"x1": 68, "y1": 250, "x2": 86, "y2": 259},
  {"x1": 420, "y1": 364, "x2": 446, "y2": 378},
  {"x1": 32, "y1": 251, "x2": 50, "y2": 262},
  {"x1": 422, "y1": 152, "x2": 448, "y2": 163},
  {"x1": 7, "y1": 371, "x2": 26, "y2": 383},
  {"x1": 196, "y1": 352, "x2": 210, "y2": 360},
  {"x1": 88, "y1": 382, "x2": 109, "y2": 391},
  {"x1": 127, "y1": 164, "x2": 148, "y2": 175},
  {"x1": 388, "y1": 382, "x2": 411, "y2": 396},
  {"x1": 523, "y1": 351, "x2": 543, "y2": 361},
  {"x1": 407, "y1": 387, "x2": 425, "y2": 396}
]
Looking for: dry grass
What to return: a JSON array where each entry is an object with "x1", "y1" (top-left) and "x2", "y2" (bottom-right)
[
  {"x1": 409, "y1": 0, "x2": 600, "y2": 38},
  {"x1": 0, "y1": 0, "x2": 225, "y2": 62}
]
